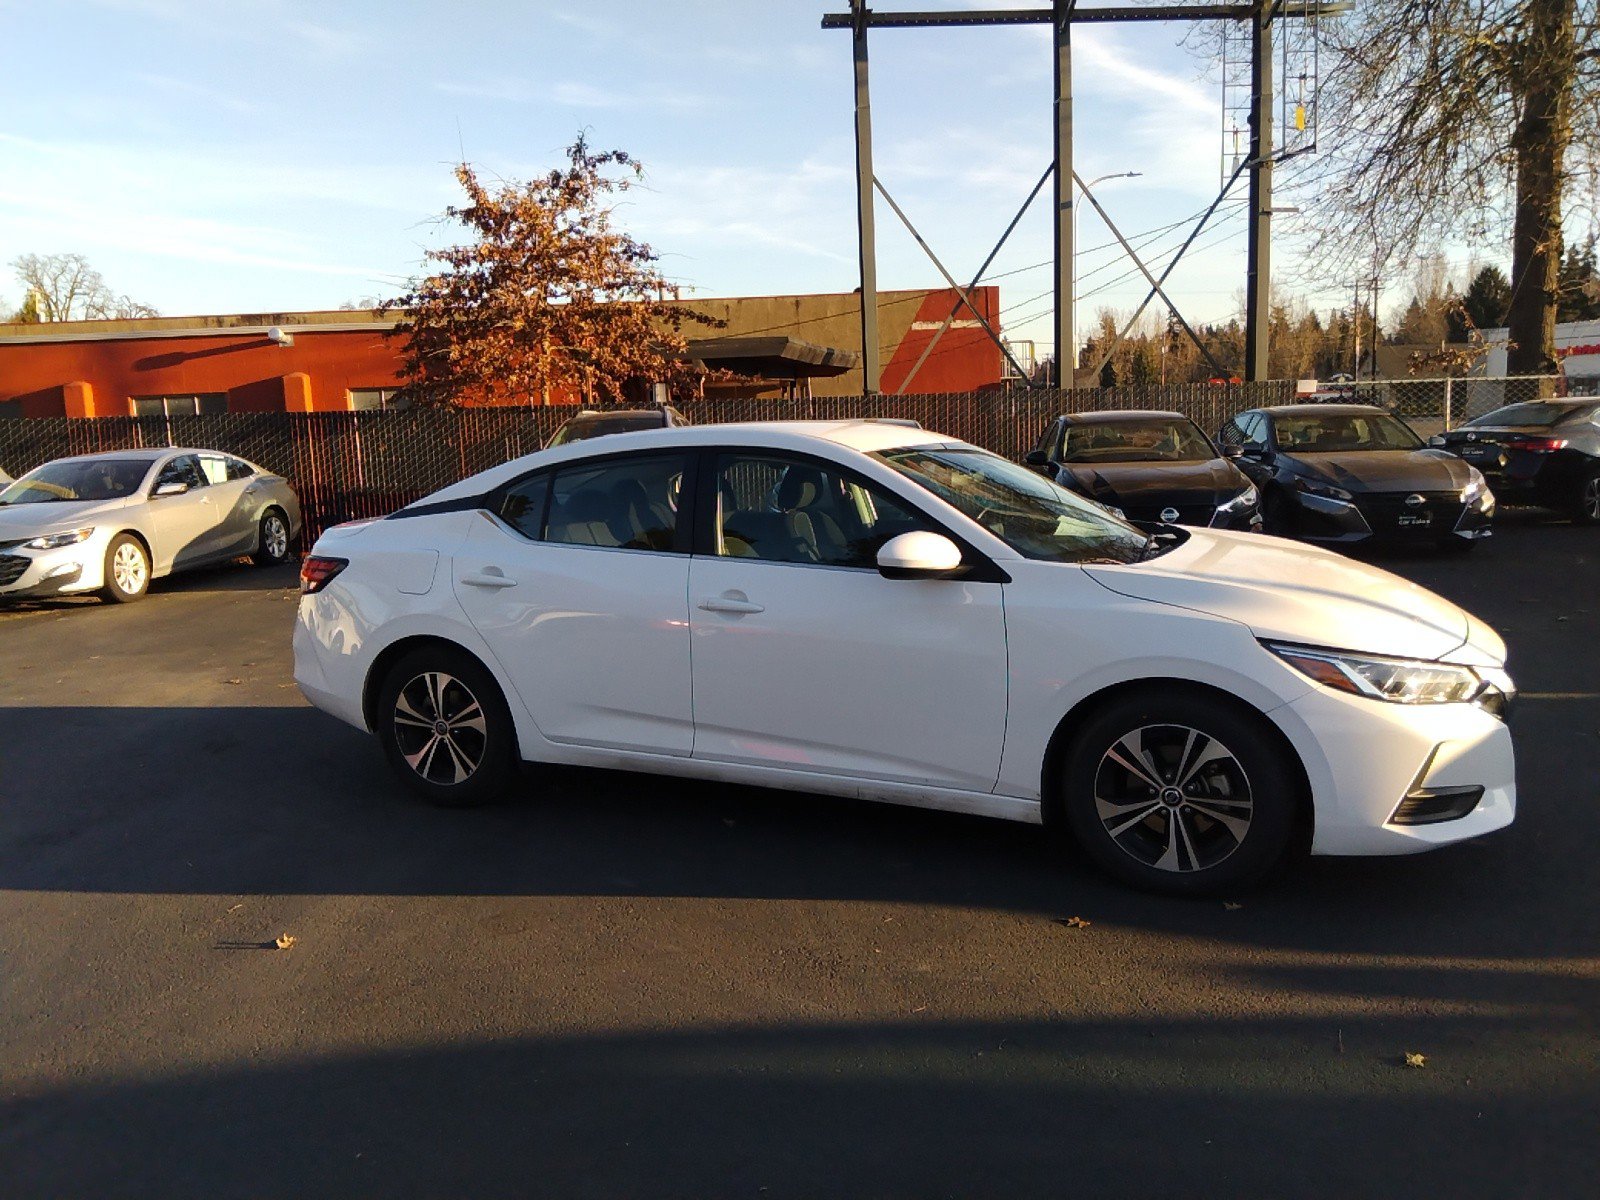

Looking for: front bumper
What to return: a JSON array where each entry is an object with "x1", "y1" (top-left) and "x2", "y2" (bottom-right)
[
  {"x1": 1270, "y1": 681, "x2": 1516, "y2": 856},
  {"x1": 1289, "y1": 489, "x2": 1494, "y2": 544},
  {"x1": 0, "y1": 542, "x2": 105, "y2": 599}
]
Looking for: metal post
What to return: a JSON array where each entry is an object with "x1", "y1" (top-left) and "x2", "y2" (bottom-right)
[
  {"x1": 1053, "y1": 0, "x2": 1074, "y2": 388},
  {"x1": 1244, "y1": 0, "x2": 1273, "y2": 381},
  {"x1": 851, "y1": 1, "x2": 881, "y2": 394},
  {"x1": 1443, "y1": 375, "x2": 1453, "y2": 430}
]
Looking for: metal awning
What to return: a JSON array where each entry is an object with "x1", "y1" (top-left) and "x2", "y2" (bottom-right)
[{"x1": 686, "y1": 336, "x2": 859, "y2": 380}]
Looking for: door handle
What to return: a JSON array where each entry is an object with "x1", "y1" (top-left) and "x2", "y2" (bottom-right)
[
  {"x1": 699, "y1": 594, "x2": 764, "y2": 615},
  {"x1": 461, "y1": 570, "x2": 517, "y2": 589}
]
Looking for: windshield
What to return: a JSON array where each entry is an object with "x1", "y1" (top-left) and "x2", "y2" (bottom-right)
[
  {"x1": 1273, "y1": 412, "x2": 1421, "y2": 452},
  {"x1": 1061, "y1": 417, "x2": 1215, "y2": 463},
  {"x1": 548, "y1": 415, "x2": 660, "y2": 446},
  {"x1": 0, "y1": 458, "x2": 149, "y2": 505},
  {"x1": 875, "y1": 446, "x2": 1151, "y2": 564},
  {"x1": 1472, "y1": 402, "x2": 1591, "y2": 428}
]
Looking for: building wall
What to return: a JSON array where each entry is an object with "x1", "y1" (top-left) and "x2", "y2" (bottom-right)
[{"x1": 0, "y1": 288, "x2": 1003, "y2": 416}]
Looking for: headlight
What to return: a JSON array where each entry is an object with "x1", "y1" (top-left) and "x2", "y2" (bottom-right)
[
  {"x1": 23, "y1": 527, "x2": 94, "y2": 550},
  {"x1": 1292, "y1": 478, "x2": 1353, "y2": 502},
  {"x1": 1217, "y1": 484, "x2": 1259, "y2": 513},
  {"x1": 1266, "y1": 641, "x2": 1492, "y2": 707}
]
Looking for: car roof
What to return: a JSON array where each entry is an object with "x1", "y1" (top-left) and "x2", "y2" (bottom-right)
[
  {"x1": 561, "y1": 409, "x2": 663, "y2": 421},
  {"x1": 1259, "y1": 403, "x2": 1389, "y2": 417},
  {"x1": 415, "y1": 420, "x2": 966, "y2": 506},
  {"x1": 1058, "y1": 409, "x2": 1189, "y2": 423},
  {"x1": 44, "y1": 447, "x2": 180, "y2": 465}
]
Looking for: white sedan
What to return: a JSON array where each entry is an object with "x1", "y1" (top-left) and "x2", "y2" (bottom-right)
[
  {"x1": 294, "y1": 421, "x2": 1515, "y2": 894},
  {"x1": 0, "y1": 448, "x2": 302, "y2": 603}
]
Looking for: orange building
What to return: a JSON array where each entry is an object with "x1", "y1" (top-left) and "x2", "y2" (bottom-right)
[{"x1": 0, "y1": 286, "x2": 1005, "y2": 418}]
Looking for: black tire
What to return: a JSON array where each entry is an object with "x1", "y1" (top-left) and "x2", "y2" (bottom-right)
[
  {"x1": 99, "y1": 533, "x2": 150, "y2": 604},
  {"x1": 1436, "y1": 534, "x2": 1478, "y2": 553},
  {"x1": 375, "y1": 645, "x2": 518, "y2": 807},
  {"x1": 252, "y1": 508, "x2": 293, "y2": 566},
  {"x1": 1573, "y1": 466, "x2": 1600, "y2": 526},
  {"x1": 1260, "y1": 486, "x2": 1295, "y2": 537},
  {"x1": 1057, "y1": 688, "x2": 1300, "y2": 896}
]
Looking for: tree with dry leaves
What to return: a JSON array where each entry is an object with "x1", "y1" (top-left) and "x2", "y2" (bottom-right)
[
  {"x1": 1292, "y1": 1, "x2": 1599, "y2": 376},
  {"x1": 9, "y1": 252, "x2": 158, "y2": 321},
  {"x1": 390, "y1": 137, "x2": 719, "y2": 407}
]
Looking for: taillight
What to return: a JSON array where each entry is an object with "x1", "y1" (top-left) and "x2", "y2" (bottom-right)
[
  {"x1": 300, "y1": 555, "x2": 349, "y2": 594},
  {"x1": 1504, "y1": 437, "x2": 1568, "y2": 453}
]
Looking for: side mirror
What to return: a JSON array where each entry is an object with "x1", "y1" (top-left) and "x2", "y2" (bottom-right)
[
  {"x1": 154, "y1": 481, "x2": 189, "y2": 496},
  {"x1": 1023, "y1": 448, "x2": 1050, "y2": 468},
  {"x1": 1221, "y1": 444, "x2": 1245, "y2": 459},
  {"x1": 877, "y1": 531, "x2": 964, "y2": 580},
  {"x1": 1239, "y1": 441, "x2": 1269, "y2": 458}
]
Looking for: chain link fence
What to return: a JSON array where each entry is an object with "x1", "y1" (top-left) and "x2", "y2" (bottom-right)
[
  {"x1": 25, "y1": 375, "x2": 1541, "y2": 541},
  {"x1": 1342, "y1": 375, "x2": 1566, "y2": 440}
]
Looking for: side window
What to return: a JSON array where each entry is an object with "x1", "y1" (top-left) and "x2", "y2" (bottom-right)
[
  {"x1": 225, "y1": 456, "x2": 255, "y2": 481},
  {"x1": 714, "y1": 454, "x2": 932, "y2": 568},
  {"x1": 155, "y1": 454, "x2": 204, "y2": 490},
  {"x1": 498, "y1": 473, "x2": 551, "y2": 540},
  {"x1": 543, "y1": 454, "x2": 684, "y2": 551},
  {"x1": 1218, "y1": 418, "x2": 1245, "y2": 447},
  {"x1": 198, "y1": 454, "x2": 230, "y2": 486}
]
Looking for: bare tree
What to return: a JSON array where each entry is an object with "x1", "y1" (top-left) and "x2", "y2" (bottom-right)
[
  {"x1": 1288, "y1": 2, "x2": 1599, "y2": 376},
  {"x1": 9, "y1": 253, "x2": 158, "y2": 321}
]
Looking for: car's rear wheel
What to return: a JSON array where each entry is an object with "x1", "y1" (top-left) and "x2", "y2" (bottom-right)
[
  {"x1": 1573, "y1": 467, "x2": 1600, "y2": 526},
  {"x1": 252, "y1": 509, "x2": 292, "y2": 566},
  {"x1": 375, "y1": 646, "x2": 517, "y2": 807},
  {"x1": 1058, "y1": 689, "x2": 1300, "y2": 896},
  {"x1": 100, "y1": 534, "x2": 149, "y2": 604}
]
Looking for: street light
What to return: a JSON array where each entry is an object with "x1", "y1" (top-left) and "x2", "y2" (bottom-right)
[{"x1": 1069, "y1": 170, "x2": 1141, "y2": 386}]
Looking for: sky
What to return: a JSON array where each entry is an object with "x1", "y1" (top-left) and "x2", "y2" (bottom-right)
[{"x1": 2, "y1": 0, "x2": 1370, "y2": 360}]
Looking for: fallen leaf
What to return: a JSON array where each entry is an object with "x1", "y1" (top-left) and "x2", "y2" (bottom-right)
[
  {"x1": 1404, "y1": 1051, "x2": 1426, "y2": 1068},
  {"x1": 274, "y1": 933, "x2": 297, "y2": 950},
  {"x1": 1060, "y1": 916, "x2": 1092, "y2": 929},
  {"x1": 1223, "y1": 901, "x2": 1243, "y2": 911},
  {"x1": 225, "y1": 678, "x2": 243, "y2": 685}
]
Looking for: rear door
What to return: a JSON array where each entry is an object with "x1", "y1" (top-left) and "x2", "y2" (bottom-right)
[
  {"x1": 452, "y1": 450, "x2": 696, "y2": 756},
  {"x1": 197, "y1": 453, "x2": 255, "y2": 555},
  {"x1": 686, "y1": 450, "x2": 1008, "y2": 793}
]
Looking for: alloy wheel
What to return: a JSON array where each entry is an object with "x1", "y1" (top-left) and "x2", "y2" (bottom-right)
[
  {"x1": 112, "y1": 542, "x2": 147, "y2": 593},
  {"x1": 392, "y1": 672, "x2": 488, "y2": 786},
  {"x1": 1584, "y1": 475, "x2": 1600, "y2": 521},
  {"x1": 264, "y1": 514, "x2": 289, "y2": 559},
  {"x1": 1093, "y1": 724, "x2": 1254, "y2": 873}
]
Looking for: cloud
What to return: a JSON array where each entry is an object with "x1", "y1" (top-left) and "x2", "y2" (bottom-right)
[
  {"x1": 131, "y1": 72, "x2": 258, "y2": 115},
  {"x1": 433, "y1": 77, "x2": 709, "y2": 112}
]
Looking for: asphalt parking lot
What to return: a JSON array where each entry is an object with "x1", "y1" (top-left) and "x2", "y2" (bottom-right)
[{"x1": 2, "y1": 513, "x2": 1597, "y2": 1200}]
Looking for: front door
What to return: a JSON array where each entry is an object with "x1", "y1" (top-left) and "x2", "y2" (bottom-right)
[
  {"x1": 147, "y1": 454, "x2": 221, "y2": 571},
  {"x1": 452, "y1": 451, "x2": 695, "y2": 756},
  {"x1": 687, "y1": 452, "x2": 1008, "y2": 793}
]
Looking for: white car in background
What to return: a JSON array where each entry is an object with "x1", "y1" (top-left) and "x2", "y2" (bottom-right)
[
  {"x1": 0, "y1": 448, "x2": 302, "y2": 603},
  {"x1": 294, "y1": 421, "x2": 1516, "y2": 894}
]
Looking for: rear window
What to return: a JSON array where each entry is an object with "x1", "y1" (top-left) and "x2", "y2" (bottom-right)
[{"x1": 1471, "y1": 402, "x2": 1590, "y2": 428}]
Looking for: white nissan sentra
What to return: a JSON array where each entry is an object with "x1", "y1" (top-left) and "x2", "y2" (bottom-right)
[{"x1": 294, "y1": 420, "x2": 1515, "y2": 894}]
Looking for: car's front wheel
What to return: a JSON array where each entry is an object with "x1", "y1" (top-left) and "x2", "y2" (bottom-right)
[
  {"x1": 100, "y1": 534, "x2": 149, "y2": 604},
  {"x1": 375, "y1": 646, "x2": 518, "y2": 807},
  {"x1": 1058, "y1": 689, "x2": 1300, "y2": 896},
  {"x1": 1573, "y1": 466, "x2": 1600, "y2": 526},
  {"x1": 252, "y1": 509, "x2": 293, "y2": 566}
]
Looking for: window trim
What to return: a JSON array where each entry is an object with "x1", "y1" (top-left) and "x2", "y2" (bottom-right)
[{"x1": 689, "y1": 445, "x2": 1010, "y2": 583}]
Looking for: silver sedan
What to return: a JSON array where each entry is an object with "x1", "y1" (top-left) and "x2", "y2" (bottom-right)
[{"x1": 0, "y1": 448, "x2": 303, "y2": 603}]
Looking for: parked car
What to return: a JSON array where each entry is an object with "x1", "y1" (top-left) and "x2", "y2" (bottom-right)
[
  {"x1": 545, "y1": 406, "x2": 690, "y2": 448},
  {"x1": 1024, "y1": 410, "x2": 1260, "y2": 530},
  {"x1": 1432, "y1": 398, "x2": 1600, "y2": 524},
  {"x1": 0, "y1": 448, "x2": 302, "y2": 603},
  {"x1": 294, "y1": 420, "x2": 1514, "y2": 896},
  {"x1": 1219, "y1": 404, "x2": 1495, "y2": 549}
]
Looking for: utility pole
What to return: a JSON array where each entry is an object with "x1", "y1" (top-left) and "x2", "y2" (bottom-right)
[
  {"x1": 1053, "y1": 0, "x2": 1074, "y2": 388},
  {"x1": 850, "y1": 0, "x2": 881, "y2": 393},
  {"x1": 1244, "y1": 0, "x2": 1273, "y2": 381}
]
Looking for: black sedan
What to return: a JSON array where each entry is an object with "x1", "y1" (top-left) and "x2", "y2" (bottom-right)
[
  {"x1": 1024, "y1": 410, "x2": 1261, "y2": 530},
  {"x1": 1433, "y1": 398, "x2": 1600, "y2": 524},
  {"x1": 1218, "y1": 404, "x2": 1495, "y2": 549},
  {"x1": 545, "y1": 405, "x2": 691, "y2": 448}
]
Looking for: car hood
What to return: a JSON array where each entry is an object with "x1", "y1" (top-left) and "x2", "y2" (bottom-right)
[
  {"x1": 1059, "y1": 458, "x2": 1248, "y2": 507},
  {"x1": 1083, "y1": 528, "x2": 1478, "y2": 661},
  {"x1": 1289, "y1": 448, "x2": 1473, "y2": 493},
  {"x1": 0, "y1": 497, "x2": 131, "y2": 538}
]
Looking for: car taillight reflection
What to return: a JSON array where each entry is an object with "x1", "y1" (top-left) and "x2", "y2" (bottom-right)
[{"x1": 300, "y1": 555, "x2": 349, "y2": 594}]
